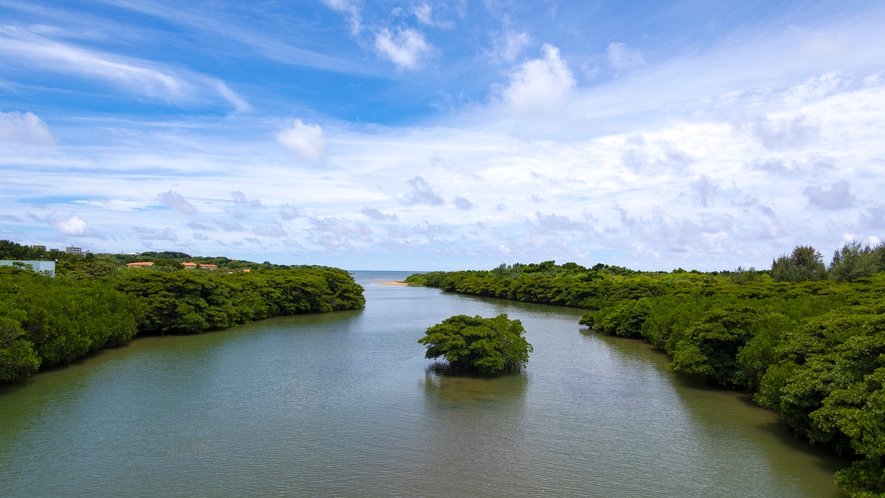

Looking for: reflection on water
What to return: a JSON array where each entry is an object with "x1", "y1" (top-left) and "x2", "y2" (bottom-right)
[
  {"x1": 422, "y1": 367, "x2": 529, "y2": 408},
  {"x1": 0, "y1": 271, "x2": 848, "y2": 497}
]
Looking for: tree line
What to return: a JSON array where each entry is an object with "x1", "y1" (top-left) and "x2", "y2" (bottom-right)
[
  {"x1": 405, "y1": 241, "x2": 885, "y2": 497},
  {"x1": 1, "y1": 240, "x2": 365, "y2": 385}
]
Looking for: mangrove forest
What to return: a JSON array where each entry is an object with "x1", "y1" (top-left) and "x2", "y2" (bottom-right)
[
  {"x1": 406, "y1": 242, "x2": 885, "y2": 497},
  {"x1": 0, "y1": 240, "x2": 365, "y2": 384}
]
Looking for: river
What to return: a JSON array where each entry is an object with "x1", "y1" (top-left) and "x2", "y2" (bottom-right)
[{"x1": 0, "y1": 271, "x2": 846, "y2": 497}]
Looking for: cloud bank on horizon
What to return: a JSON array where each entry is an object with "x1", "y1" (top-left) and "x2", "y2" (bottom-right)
[{"x1": 1, "y1": 0, "x2": 883, "y2": 270}]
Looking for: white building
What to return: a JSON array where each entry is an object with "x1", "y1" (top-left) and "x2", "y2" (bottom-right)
[{"x1": 0, "y1": 260, "x2": 56, "y2": 277}]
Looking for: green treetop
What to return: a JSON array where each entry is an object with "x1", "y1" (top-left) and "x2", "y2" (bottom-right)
[{"x1": 418, "y1": 314, "x2": 532, "y2": 374}]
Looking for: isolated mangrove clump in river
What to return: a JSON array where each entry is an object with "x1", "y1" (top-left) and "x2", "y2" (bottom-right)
[
  {"x1": 419, "y1": 314, "x2": 532, "y2": 374},
  {"x1": 0, "y1": 240, "x2": 365, "y2": 385},
  {"x1": 406, "y1": 241, "x2": 885, "y2": 497}
]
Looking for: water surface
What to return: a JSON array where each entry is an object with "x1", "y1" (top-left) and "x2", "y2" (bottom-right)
[{"x1": 0, "y1": 271, "x2": 846, "y2": 497}]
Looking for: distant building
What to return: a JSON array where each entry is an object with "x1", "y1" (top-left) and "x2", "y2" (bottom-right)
[
  {"x1": 29, "y1": 245, "x2": 46, "y2": 251},
  {"x1": 65, "y1": 246, "x2": 82, "y2": 255},
  {"x1": 182, "y1": 262, "x2": 197, "y2": 269},
  {"x1": 126, "y1": 262, "x2": 154, "y2": 268},
  {"x1": 199, "y1": 264, "x2": 217, "y2": 270},
  {"x1": 242, "y1": 269, "x2": 251, "y2": 273},
  {"x1": 0, "y1": 260, "x2": 56, "y2": 277}
]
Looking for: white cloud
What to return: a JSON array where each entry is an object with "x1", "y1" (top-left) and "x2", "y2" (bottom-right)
[
  {"x1": 621, "y1": 138, "x2": 694, "y2": 176},
  {"x1": 747, "y1": 115, "x2": 820, "y2": 150},
  {"x1": 134, "y1": 226, "x2": 179, "y2": 241},
  {"x1": 750, "y1": 156, "x2": 834, "y2": 177},
  {"x1": 276, "y1": 119, "x2": 327, "y2": 163},
  {"x1": 253, "y1": 225, "x2": 287, "y2": 238},
  {"x1": 361, "y1": 207, "x2": 398, "y2": 221},
  {"x1": 690, "y1": 175, "x2": 721, "y2": 208},
  {"x1": 498, "y1": 44, "x2": 575, "y2": 115},
  {"x1": 4, "y1": 8, "x2": 885, "y2": 270},
  {"x1": 533, "y1": 212, "x2": 589, "y2": 232},
  {"x1": 51, "y1": 214, "x2": 103, "y2": 238},
  {"x1": 403, "y1": 176, "x2": 444, "y2": 206},
  {"x1": 157, "y1": 191, "x2": 198, "y2": 214},
  {"x1": 607, "y1": 42, "x2": 645, "y2": 71},
  {"x1": 231, "y1": 191, "x2": 263, "y2": 208},
  {"x1": 279, "y1": 204, "x2": 303, "y2": 220},
  {"x1": 309, "y1": 216, "x2": 372, "y2": 251},
  {"x1": 859, "y1": 204, "x2": 885, "y2": 230},
  {"x1": 454, "y1": 196, "x2": 475, "y2": 210},
  {"x1": 0, "y1": 26, "x2": 188, "y2": 102},
  {"x1": 215, "y1": 220, "x2": 246, "y2": 232},
  {"x1": 0, "y1": 111, "x2": 53, "y2": 145},
  {"x1": 489, "y1": 29, "x2": 533, "y2": 64},
  {"x1": 413, "y1": 3, "x2": 433, "y2": 25},
  {"x1": 321, "y1": 0, "x2": 362, "y2": 35},
  {"x1": 374, "y1": 28, "x2": 431, "y2": 70},
  {"x1": 310, "y1": 216, "x2": 371, "y2": 235},
  {"x1": 804, "y1": 181, "x2": 856, "y2": 210},
  {"x1": 215, "y1": 82, "x2": 252, "y2": 113},
  {"x1": 786, "y1": 72, "x2": 843, "y2": 105}
]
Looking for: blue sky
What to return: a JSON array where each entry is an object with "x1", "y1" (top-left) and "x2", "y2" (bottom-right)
[{"x1": 1, "y1": 0, "x2": 884, "y2": 270}]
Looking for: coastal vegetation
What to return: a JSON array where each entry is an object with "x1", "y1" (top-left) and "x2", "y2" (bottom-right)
[
  {"x1": 0, "y1": 240, "x2": 365, "y2": 384},
  {"x1": 406, "y1": 241, "x2": 885, "y2": 497},
  {"x1": 419, "y1": 314, "x2": 532, "y2": 374}
]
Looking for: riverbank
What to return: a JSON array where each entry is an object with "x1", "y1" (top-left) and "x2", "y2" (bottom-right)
[
  {"x1": 0, "y1": 272, "x2": 847, "y2": 497},
  {"x1": 0, "y1": 265, "x2": 365, "y2": 384},
  {"x1": 405, "y1": 262, "x2": 885, "y2": 497}
]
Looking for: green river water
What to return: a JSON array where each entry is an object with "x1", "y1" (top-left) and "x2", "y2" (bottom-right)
[{"x1": 0, "y1": 271, "x2": 847, "y2": 497}]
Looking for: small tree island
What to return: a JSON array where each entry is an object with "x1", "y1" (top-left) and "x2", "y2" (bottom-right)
[{"x1": 418, "y1": 314, "x2": 533, "y2": 374}]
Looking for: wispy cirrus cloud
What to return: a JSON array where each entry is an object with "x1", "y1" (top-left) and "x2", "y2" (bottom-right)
[
  {"x1": 94, "y1": 0, "x2": 375, "y2": 75},
  {"x1": 0, "y1": 25, "x2": 188, "y2": 99},
  {"x1": 0, "y1": 25, "x2": 249, "y2": 110},
  {"x1": 607, "y1": 42, "x2": 645, "y2": 71},
  {"x1": 321, "y1": 0, "x2": 362, "y2": 36}
]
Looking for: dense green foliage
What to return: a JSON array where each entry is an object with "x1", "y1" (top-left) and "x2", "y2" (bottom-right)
[
  {"x1": 407, "y1": 244, "x2": 885, "y2": 497},
  {"x1": 0, "y1": 240, "x2": 365, "y2": 385},
  {"x1": 113, "y1": 267, "x2": 364, "y2": 335},
  {"x1": 771, "y1": 245, "x2": 828, "y2": 282},
  {"x1": 418, "y1": 314, "x2": 532, "y2": 374},
  {"x1": 0, "y1": 267, "x2": 140, "y2": 381}
]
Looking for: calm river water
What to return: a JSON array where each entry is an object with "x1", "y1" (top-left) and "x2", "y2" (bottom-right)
[{"x1": 0, "y1": 271, "x2": 846, "y2": 497}]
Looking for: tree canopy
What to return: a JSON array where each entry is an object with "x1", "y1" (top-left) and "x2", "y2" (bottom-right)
[
  {"x1": 418, "y1": 314, "x2": 532, "y2": 374},
  {"x1": 0, "y1": 240, "x2": 365, "y2": 385}
]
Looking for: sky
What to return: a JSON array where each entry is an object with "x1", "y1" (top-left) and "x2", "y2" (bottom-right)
[{"x1": 1, "y1": 0, "x2": 884, "y2": 271}]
